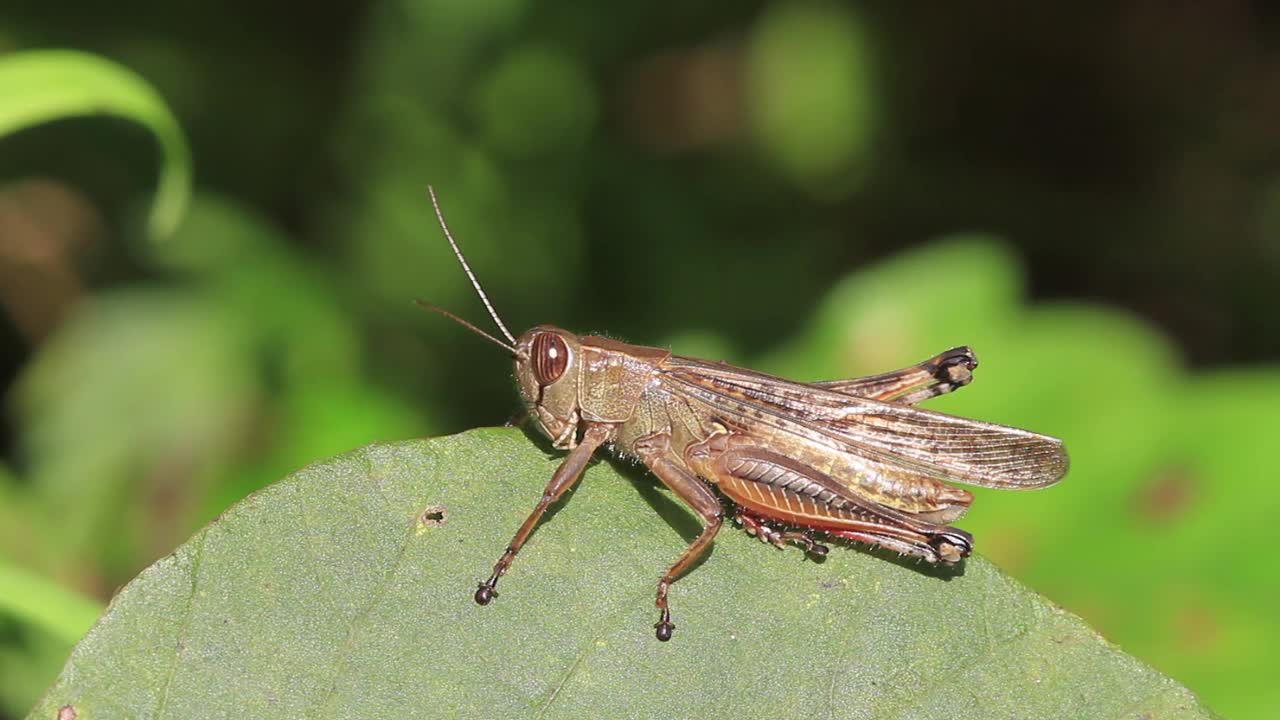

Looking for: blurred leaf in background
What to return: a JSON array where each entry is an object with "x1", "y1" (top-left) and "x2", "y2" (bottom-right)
[
  {"x1": 752, "y1": 238, "x2": 1277, "y2": 719},
  {"x1": 0, "y1": 50, "x2": 190, "y2": 238},
  {"x1": 747, "y1": 2, "x2": 876, "y2": 190},
  {"x1": 0, "y1": 49, "x2": 428, "y2": 715},
  {"x1": 2, "y1": 1, "x2": 1279, "y2": 719}
]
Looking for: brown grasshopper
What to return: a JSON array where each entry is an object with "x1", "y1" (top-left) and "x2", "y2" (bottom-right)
[{"x1": 420, "y1": 187, "x2": 1068, "y2": 641}]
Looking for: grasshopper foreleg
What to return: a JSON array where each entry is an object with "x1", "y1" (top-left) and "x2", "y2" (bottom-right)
[
  {"x1": 473, "y1": 423, "x2": 610, "y2": 605},
  {"x1": 633, "y1": 433, "x2": 723, "y2": 642}
]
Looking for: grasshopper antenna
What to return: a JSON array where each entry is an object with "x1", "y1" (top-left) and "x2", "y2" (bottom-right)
[
  {"x1": 427, "y1": 185, "x2": 518, "y2": 346},
  {"x1": 414, "y1": 299, "x2": 517, "y2": 355}
]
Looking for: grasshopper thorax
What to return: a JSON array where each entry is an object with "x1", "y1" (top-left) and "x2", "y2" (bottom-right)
[{"x1": 515, "y1": 325, "x2": 583, "y2": 446}]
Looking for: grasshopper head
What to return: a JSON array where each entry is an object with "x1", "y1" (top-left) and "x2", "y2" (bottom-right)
[
  {"x1": 515, "y1": 325, "x2": 583, "y2": 444},
  {"x1": 419, "y1": 188, "x2": 584, "y2": 444}
]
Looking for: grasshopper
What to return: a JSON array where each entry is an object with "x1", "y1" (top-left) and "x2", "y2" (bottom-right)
[{"x1": 420, "y1": 188, "x2": 1068, "y2": 641}]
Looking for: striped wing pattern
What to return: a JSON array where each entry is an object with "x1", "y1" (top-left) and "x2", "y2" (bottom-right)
[{"x1": 661, "y1": 356, "x2": 1068, "y2": 490}]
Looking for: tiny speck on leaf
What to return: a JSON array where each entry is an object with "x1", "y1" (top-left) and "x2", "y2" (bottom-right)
[
  {"x1": 57, "y1": 705, "x2": 77, "y2": 720},
  {"x1": 416, "y1": 504, "x2": 448, "y2": 531}
]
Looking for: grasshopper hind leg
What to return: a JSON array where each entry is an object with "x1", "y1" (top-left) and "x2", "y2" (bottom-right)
[
  {"x1": 815, "y1": 346, "x2": 977, "y2": 405},
  {"x1": 697, "y1": 439, "x2": 975, "y2": 566},
  {"x1": 824, "y1": 525, "x2": 972, "y2": 565}
]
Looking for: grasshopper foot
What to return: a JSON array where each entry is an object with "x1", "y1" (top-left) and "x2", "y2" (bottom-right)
[
  {"x1": 654, "y1": 610, "x2": 674, "y2": 642},
  {"x1": 929, "y1": 347, "x2": 978, "y2": 391},
  {"x1": 781, "y1": 529, "x2": 829, "y2": 558},
  {"x1": 801, "y1": 538, "x2": 830, "y2": 558},
  {"x1": 474, "y1": 579, "x2": 499, "y2": 605},
  {"x1": 930, "y1": 529, "x2": 973, "y2": 565}
]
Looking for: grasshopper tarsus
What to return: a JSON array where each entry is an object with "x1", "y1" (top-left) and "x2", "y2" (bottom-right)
[
  {"x1": 474, "y1": 582, "x2": 497, "y2": 605},
  {"x1": 934, "y1": 345, "x2": 978, "y2": 372},
  {"x1": 655, "y1": 611, "x2": 674, "y2": 642},
  {"x1": 930, "y1": 529, "x2": 974, "y2": 564}
]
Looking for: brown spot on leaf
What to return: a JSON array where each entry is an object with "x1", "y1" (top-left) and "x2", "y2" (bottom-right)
[
  {"x1": 1135, "y1": 465, "x2": 1199, "y2": 525},
  {"x1": 57, "y1": 704, "x2": 77, "y2": 720},
  {"x1": 417, "y1": 504, "x2": 448, "y2": 529}
]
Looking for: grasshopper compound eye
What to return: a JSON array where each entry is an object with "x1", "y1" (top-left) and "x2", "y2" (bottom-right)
[{"x1": 531, "y1": 332, "x2": 569, "y2": 385}]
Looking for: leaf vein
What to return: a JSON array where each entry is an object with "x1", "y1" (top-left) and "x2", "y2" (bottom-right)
[
  {"x1": 153, "y1": 530, "x2": 206, "y2": 720},
  {"x1": 534, "y1": 636, "x2": 600, "y2": 719},
  {"x1": 305, "y1": 518, "x2": 417, "y2": 719}
]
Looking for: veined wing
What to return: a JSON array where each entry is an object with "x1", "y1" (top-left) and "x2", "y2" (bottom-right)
[{"x1": 662, "y1": 356, "x2": 1068, "y2": 489}]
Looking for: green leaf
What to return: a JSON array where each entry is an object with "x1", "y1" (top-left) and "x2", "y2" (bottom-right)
[
  {"x1": 13, "y1": 289, "x2": 260, "y2": 578},
  {"x1": 31, "y1": 429, "x2": 1214, "y2": 719},
  {"x1": 473, "y1": 44, "x2": 598, "y2": 156},
  {"x1": 0, "y1": 49, "x2": 191, "y2": 238},
  {"x1": 747, "y1": 2, "x2": 877, "y2": 188},
  {"x1": 0, "y1": 561, "x2": 102, "y2": 646}
]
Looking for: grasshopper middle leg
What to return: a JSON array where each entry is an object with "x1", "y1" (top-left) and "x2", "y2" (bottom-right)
[
  {"x1": 736, "y1": 510, "x2": 829, "y2": 557},
  {"x1": 634, "y1": 433, "x2": 723, "y2": 642}
]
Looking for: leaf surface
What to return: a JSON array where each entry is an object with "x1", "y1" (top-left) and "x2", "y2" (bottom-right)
[{"x1": 31, "y1": 429, "x2": 1215, "y2": 719}]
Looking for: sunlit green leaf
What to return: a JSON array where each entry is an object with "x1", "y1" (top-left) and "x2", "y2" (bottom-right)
[
  {"x1": 0, "y1": 562, "x2": 102, "y2": 646},
  {"x1": 474, "y1": 45, "x2": 597, "y2": 156},
  {"x1": 31, "y1": 430, "x2": 1214, "y2": 719},
  {"x1": 0, "y1": 49, "x2": 191, "y2": 238},
  {"x1": 10, "y1": 288, "x2": 260, "y2": 586},
  {"x1": 747, "y1": 2, "x2": 876, "y2": 188}
]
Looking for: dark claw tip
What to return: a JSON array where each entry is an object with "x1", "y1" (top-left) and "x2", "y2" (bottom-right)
[
  {"x1": 474, "y1": 584, "x2": 496, "y2": 605},
  {"x1": 810, "y1": 543, "x2": 829, "y2": 557},
  {"x1": 654, "y1": 621, "x2": 674, "y2": 642},
  {"x1": 937, "y1": 346, "x2": 978, "y2": 371}
]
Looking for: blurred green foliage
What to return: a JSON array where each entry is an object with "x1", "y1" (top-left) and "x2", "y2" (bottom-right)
[
  {"x1": 0, "y1": 50, "x2": 189, "y2": 237},
  {"x1": 1, "y1": 2, "x2": 1278, "y2": 719}
]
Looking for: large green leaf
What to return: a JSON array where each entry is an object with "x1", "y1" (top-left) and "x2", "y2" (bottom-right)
[
  {"x1": 31, "y1": 429, "x2": 1214, "y2": 719},
  {"x1": 0, "y1": 49, "x2": 191, "y2": 238}
]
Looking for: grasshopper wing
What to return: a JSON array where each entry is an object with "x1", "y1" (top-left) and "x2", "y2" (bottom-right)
[{"x1": 663, "y1": 357, "x2": 1067, "y2": 490}]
